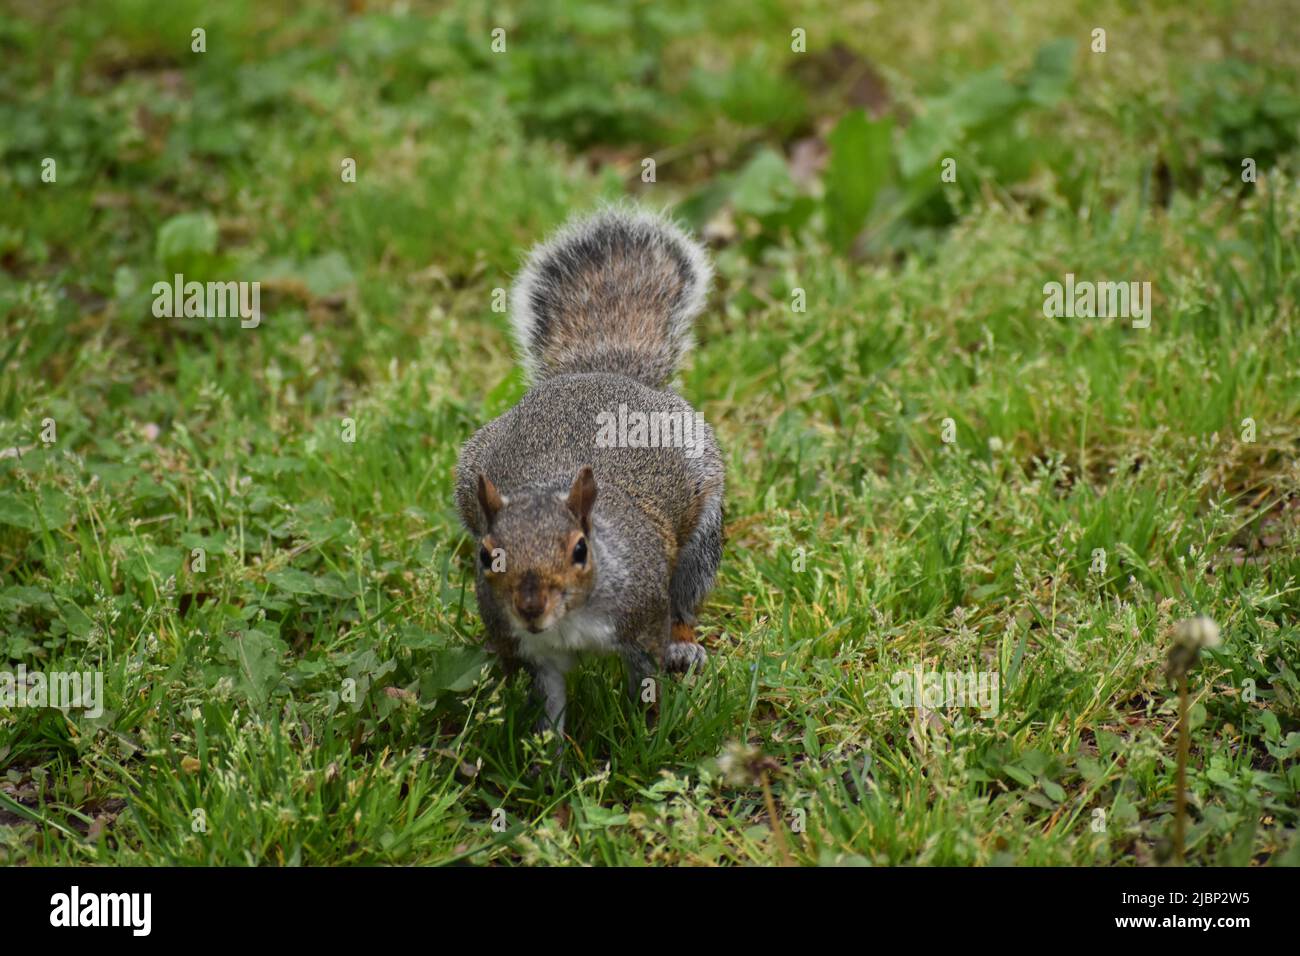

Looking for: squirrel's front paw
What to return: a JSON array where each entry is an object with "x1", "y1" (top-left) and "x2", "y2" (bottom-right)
[{"x1": 663, "y1": 640, "x2": 708, "y2": 673}]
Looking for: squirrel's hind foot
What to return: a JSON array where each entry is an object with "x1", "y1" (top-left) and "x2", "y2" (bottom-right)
[{"x1": 663, "y1": 638, "x2": 707, "y2": 673}]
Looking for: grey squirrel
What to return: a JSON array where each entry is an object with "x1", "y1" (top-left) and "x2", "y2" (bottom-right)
[{"x1": 455, "y1": 206, "x2": 725, "y2": 738}]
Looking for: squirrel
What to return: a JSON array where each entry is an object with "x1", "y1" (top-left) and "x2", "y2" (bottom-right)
[{"x1": 455, "y1": 205, "x2": 725, "y2": 739}]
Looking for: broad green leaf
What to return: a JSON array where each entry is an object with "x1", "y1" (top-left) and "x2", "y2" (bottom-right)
[
  {"x1": 424, "y1": 646, "x2": 492, "y2": 694},
  {"x1": 732, "y1": 148, "x2": 796, "y2": 218},
  {"x1": 258, "y1": 252, "x2": 355, "y2": 297},
  {"x1": 0, "y1": 586, "x2": 57, "y2": 612},
  {"x1": 312, "y1": 573, "x2": 357, "y2": 600},
  {"x1": 825, "y1": 110, "x2": 892, "y2": 253},
  {"x1": 266, "y1": 568, "x2": 319, "y2": 595},
  {"x1": 1025, "y1": 38, "x2": 1077, "y2": 106},
  {"x1": 898, "y1": 70, "x2": 1020, "y2": 178},
  {"x1": 0, "y1": 496, "x2": 38, "y2": 531},
  {"x1": 1019, "y1": 749, "x2": 1051, "y2": 775},
  {"x1": 156, "y1": 212, "x2": 218, "y2": 269},
  {"x1": 1003, "y1": 764, "x2": 1036, "y2": 788},
  {"x1": 219, "y1": 629, "x2": 287, "y2": 708},
  {"x1": 580, "y1": 806, "x2": 630, "y2": 829}
]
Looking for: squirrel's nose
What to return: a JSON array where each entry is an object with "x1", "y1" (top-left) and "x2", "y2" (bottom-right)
[{"x1": 514, "y1": 587, "x2": 547, "y2": 622}]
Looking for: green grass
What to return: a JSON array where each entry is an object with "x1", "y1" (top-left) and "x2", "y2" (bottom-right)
[{"x1": 1, "y1": 0, "x2": 1298, "y2": 865}]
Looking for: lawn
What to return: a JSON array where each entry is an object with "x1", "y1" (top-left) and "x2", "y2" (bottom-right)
[{"x1": 1, "y1": 0, "x2": 1299, "y2": 865}]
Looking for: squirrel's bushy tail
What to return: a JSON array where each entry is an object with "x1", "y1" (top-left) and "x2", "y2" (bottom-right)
[{"x1": 509, "y1": 206, "x2": 712, "y2": 388}]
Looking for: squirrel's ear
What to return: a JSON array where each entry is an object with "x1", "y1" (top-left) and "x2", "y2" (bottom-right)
[
  {"x1": 476, "y1": 473, "x2": 504, "y2": 526},
  {"x1": 566, "y1": 466, "x2": 597, "y2": 534}
]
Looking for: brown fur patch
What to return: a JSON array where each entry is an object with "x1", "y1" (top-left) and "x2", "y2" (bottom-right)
[{"x1": 671, "y1": 621, "x2": 697, "y2": 644}]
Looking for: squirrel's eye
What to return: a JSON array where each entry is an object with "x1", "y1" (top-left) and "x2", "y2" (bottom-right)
[
  {"x1": 571, "y1": 538, "x2": 587, "y2": 566},
  {"x1": 480, "y1": 545, "x2": 494, "y2": 570}
]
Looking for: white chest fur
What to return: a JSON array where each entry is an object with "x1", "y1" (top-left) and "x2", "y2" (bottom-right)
[{"x1": 514, "y1": 605, "x2": 618, "y2": 672}]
